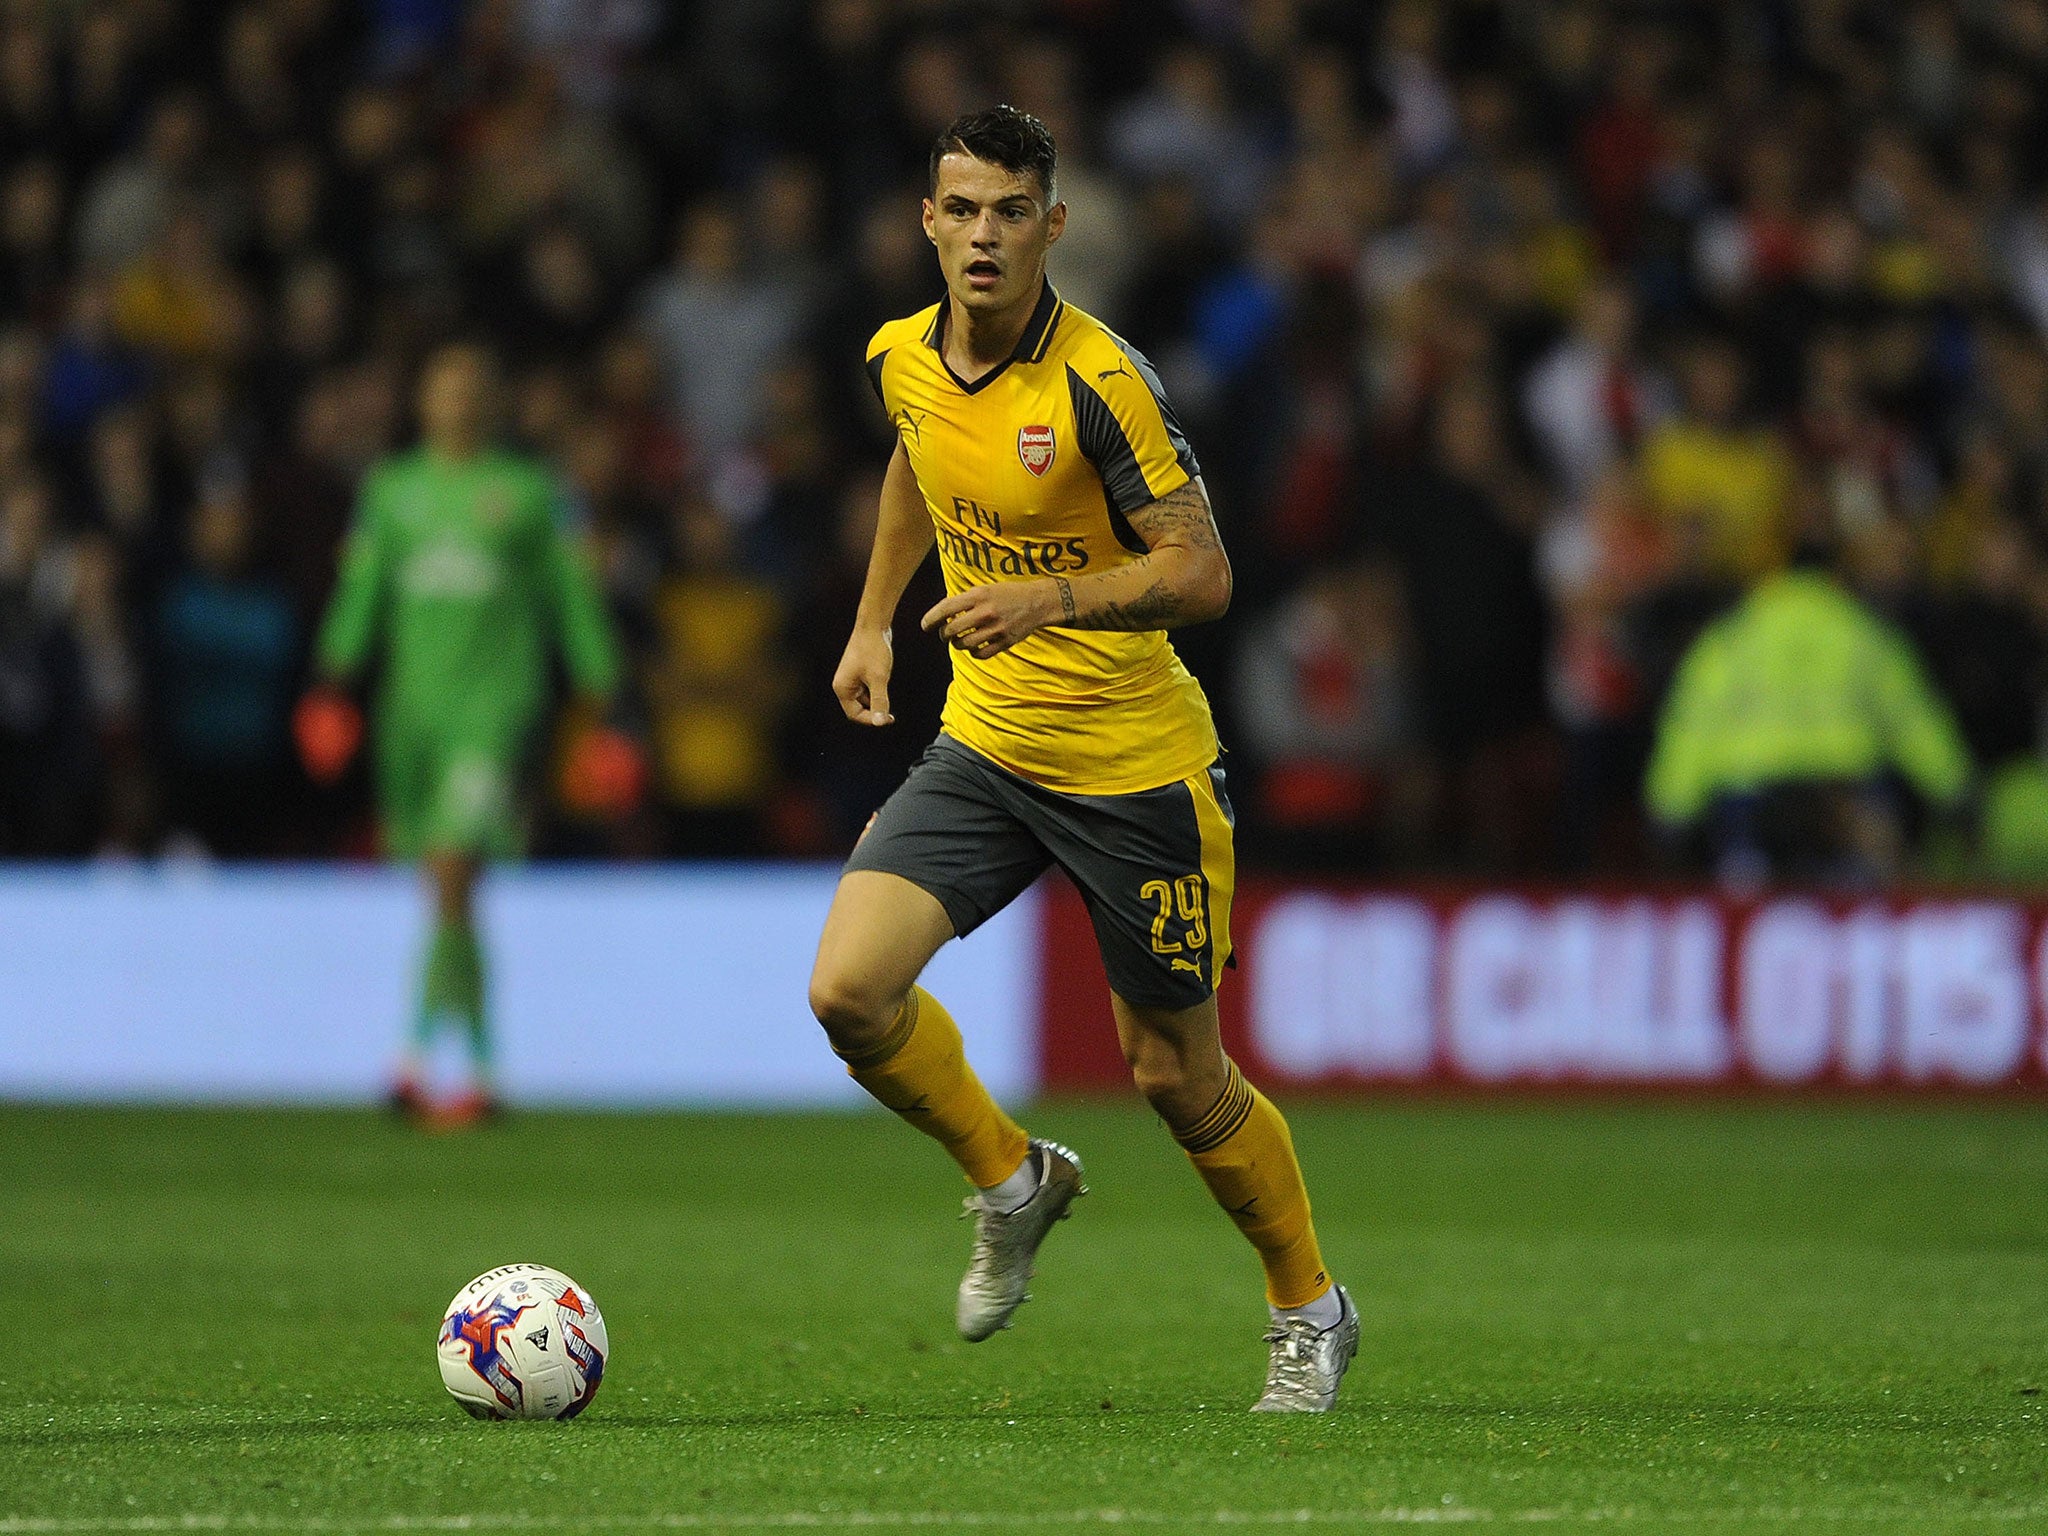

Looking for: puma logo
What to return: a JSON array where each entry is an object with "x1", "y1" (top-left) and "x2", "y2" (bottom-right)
[
  {"x1": 1170, "y1": 958, "x2": 1202, "y2": 975},
  {"x1": 1097, "y1": 363, "x2": 1131, "y2": 382},
  {"x1": 894, "y1": 408, "x2": 926, "y2": 443}
]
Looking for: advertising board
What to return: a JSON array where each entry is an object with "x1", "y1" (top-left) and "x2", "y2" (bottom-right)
[
  {"x1": 0, "y1": 865, "x2": 1039, "y2": 1105},
  {"x1": 1040, "y1": 877, "x2": 2048, "y2": 1092}
]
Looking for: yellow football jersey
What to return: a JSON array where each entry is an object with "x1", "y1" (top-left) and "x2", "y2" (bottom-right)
[{"x1": 865, "y1": 283, "x2": 1221, "y2": 795}]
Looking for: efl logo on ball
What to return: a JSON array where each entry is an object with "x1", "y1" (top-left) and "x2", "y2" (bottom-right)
[{"x1": 1018, "y1": 425, "x2": 1055, "y2": 477}]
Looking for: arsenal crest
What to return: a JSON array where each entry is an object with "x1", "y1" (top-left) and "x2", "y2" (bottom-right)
[{"x1": 1018, "y1": 424, "x2": 1055, "y2": 477}]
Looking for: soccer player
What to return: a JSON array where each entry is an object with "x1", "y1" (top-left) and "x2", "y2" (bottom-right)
[
  {"x1": 297, "y1": 342, "x2": 633, "y2": 1126},
  {"x1": 808, "y1": 107, "x2": 1357, "y2": 1412}
]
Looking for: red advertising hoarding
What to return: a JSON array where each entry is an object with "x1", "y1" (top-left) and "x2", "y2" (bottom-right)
[{"x1": 1039, "y1": 876, "x2": 2048, "y2": 1092}]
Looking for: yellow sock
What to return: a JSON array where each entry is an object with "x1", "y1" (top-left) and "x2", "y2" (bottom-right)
[
  {"x1": 837, "y1": 986, "x2": 1029, "y2": 1189},
  {"x1": 1176, "y1": 1060, "x2": 1331, "y2": 1307}
]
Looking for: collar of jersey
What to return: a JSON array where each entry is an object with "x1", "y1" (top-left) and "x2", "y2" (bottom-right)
[{"x1": 923, "y1": 280, "x2": 1064, "y2": 395}]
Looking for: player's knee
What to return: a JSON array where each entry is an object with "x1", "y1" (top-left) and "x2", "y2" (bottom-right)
[
  {"x1": 807, "y1": 963, "x2": 899, "y2": 1054},
  {"x1": 434, "y1": 883, "x2": 468, "y2": 925},
  {"x1": 1124, "y1": 1027, "x2": 1228, "y2": 1127},
  {"x1": 427, "y1": 853, "x2": 477, "y2": 923},
  {"x1": 1124, "y1": 1034, "x2": 1192, "y2": 1109}
]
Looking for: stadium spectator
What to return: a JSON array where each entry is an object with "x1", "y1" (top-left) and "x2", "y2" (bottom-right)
[
  {"x1": 1645, "y1": 546, "x2": 1973, "y2": 887},
  {"x1": 1539, "y1": 464, "x2": 1672, "y2": 870},
  {"x1": 643, "y1": 492, "x2": 789, "y2": 857},
  {"x1": 41, "y1": 279, "x2": 149, "y2": 443},
  {"x1": 0, "y1": 0, "x2": 2046, "y2": 883},
  {"x1": 638, "y1": 197, "x2": 806, "y2": 470},
  {"x1": 73, "y1": 89, "x2": 221, "y2": 275},
  {"x1": 1523, "y1": 277, "x2": 1668, "y2": 504},
  {"x1": 783, "y1": 465, "x2": 948, "y2": 853},
  {"x1": 1369, "y1": 372, "x2": 1551, "y2": 869},
  {"x1": 1233, "y1": 560, "x2": 1423, "y2": 871},
  {"x1": 111, "y1": 203, "x2": 250, "y2": 363},
  {"x1": 0, "y1": 469, "x2": 99, "y2": 853},
  {"x1": 1108, "y1": 43, "x2": 1267, "y2": 231},
  {"x1": 150, "y1": 465, "x2": 299, "y2": 856},
  {"x1": 1906, "y1": 509, "x2": 2048, "y2": 774},
  {"x1": 0, "y1": 157, "x2": 67, "y2": 327},
  {"x1": 1640, "y1": 335, "x2": 1796, "y2": 584}
]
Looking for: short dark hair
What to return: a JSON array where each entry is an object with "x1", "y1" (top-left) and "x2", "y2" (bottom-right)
[{"x1": 929, "y1": 105, "x2": 1057, "y2": 203}]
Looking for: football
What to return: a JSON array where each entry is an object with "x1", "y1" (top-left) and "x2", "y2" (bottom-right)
[{"x1": 437, "y1": 1263, "x2": 608, "y2": 1421}]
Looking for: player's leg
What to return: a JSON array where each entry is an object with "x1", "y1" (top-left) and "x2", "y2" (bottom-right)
[
  {"x1": 811, "y1": 741, "x2": 1054, "y2": 1184},
  {"x1": 809, "y1": 868, "x2": 1031, "y2": 1185},
  {"x1": 378, "y1": 718, "x2": 442, "y2": 1116},
  {"x1": 1111, "y1": 990, "x2": 1354, "y2": 1410},
  {"x1": 1054, "y1": 761, "x2": 1333, "y2": 1300},
  {"x1": 1041, "y1": 759, "x2": 1357, "y2": 1408},
  {"x1": 1110, "y1": 990, "x2": 1331, "y2": 1311},
  {"x1": 810, "y1": 738, "x2": 1078, "y2": 1340},
  {"x1": 397, "y1": 846, "x2": 491, "y2": 1118},
  {"x1": 424, "y1": 847, "x2": 491, "y2": 1089},
  {"x1": 809, "y1": 869, "x2": 955, "y2": 1058},
  {"x1": 413, "y1": 748, "x2": 518, "y2": 1120}
]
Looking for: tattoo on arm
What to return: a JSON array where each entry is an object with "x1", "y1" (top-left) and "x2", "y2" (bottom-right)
[
  {"x1": 1121, "y1": 480, "x2": 1223, "y2": 554},
  {"x1": 1078, "y1": 577, "x2": 1180, "y2": 631},
  {"x1": 1053, "y1": 576, "x2": 1076, "y2": 623},
  {"x1": 1060, "y1": 479, "x2": 1229, "y2": 632}
]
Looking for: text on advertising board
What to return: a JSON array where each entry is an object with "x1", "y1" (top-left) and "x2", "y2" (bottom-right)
[{"x1": 1037, "y1": 880, "x2": 2048, "y2": 1090}]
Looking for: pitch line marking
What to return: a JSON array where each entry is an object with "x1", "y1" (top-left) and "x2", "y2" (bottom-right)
[{"x1": 6, "y1": 1511, "x2": 2048, "y2": 1531}]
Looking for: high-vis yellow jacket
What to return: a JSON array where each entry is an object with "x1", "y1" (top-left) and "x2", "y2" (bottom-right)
[{"x1": 1646, "y1": 570, "x2": 1972, "y2": 824}]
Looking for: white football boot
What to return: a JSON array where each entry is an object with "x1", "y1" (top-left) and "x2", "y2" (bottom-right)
[
  {"x1": 956, "y1": 1138, "x2": 1085, "y2": 1341},
  {"x1": 1251, "y1": 1283, "x2": 1359, "y2": 1412}
]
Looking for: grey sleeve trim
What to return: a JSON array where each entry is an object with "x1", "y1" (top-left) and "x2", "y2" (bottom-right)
[
  {"x1": 1067, "y1": 364, "x2": 1153, "y2": 517},
  {"x1": 1118, "y1": 339, "x2": 1200, "y2": 481}
]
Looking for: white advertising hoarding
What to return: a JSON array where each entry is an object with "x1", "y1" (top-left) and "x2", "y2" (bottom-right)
[{"x1": 0, "y1": 865, "x2": 1040, "y2": 1105}]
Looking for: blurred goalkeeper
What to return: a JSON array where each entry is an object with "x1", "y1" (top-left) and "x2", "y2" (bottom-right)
[{"x1": 297, "y1": 342, "x2": 638, "y2": 1125}]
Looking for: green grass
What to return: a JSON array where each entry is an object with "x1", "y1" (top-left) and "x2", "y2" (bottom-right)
[{"x1": 2, "y1": 1100, "x2": 2045, "y2": 1532}]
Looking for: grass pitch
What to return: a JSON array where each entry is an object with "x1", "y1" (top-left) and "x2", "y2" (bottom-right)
[{"x1": 3, "y1": 1099, "x2": 2045, "y2": 1532}]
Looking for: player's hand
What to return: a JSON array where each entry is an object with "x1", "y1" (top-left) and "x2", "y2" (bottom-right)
[
  {"x1": 921, "y1": 580, "x2": 1056, "y2": 660},
  {"x1": 563, "y1": 724, "x2": 647, "y2": 816},
  {"x1": 293, "y1": 685, "x2": 363, "y2": 785},
  {"x1": 833, "y1": 627, "x2": 895, "y2": 726}
]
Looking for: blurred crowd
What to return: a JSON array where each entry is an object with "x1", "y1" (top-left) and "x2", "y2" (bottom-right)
[{"x1": 9, "y1": 0, "x2": 2048, "y2": 879}]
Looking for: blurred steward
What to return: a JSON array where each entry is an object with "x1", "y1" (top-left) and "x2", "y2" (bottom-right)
[{"x1": 1645, "y1": 540, "x2": 1972, "y2": 887}]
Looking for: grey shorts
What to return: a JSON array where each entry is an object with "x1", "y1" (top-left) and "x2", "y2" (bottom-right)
[{"x1": 844, "y1": 734, "x2": 1235, "y2": 1010}]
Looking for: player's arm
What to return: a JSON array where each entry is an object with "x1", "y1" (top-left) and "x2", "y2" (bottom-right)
[
  {"x1": 538, "y1": 501, "x2": 623, "y2": 706},
  {"x1": 313, "y1": 472, "x2": 393, "y2": 683},
  {"x1": 922, "y1": 477, "x2": 1230, "y2": 659},
  {"x1": 296, "y1": 473, "x2": 392, "y2": 784},
  {"x1": 535, "y1": 480, "x2": 650, "y2": 815},
  {"x1": 834, "y1": 437, "x2": 934, "y2": 727},
  {"x1": 1046, "y1": 476, "x2": 1230, "y2": 632}
]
